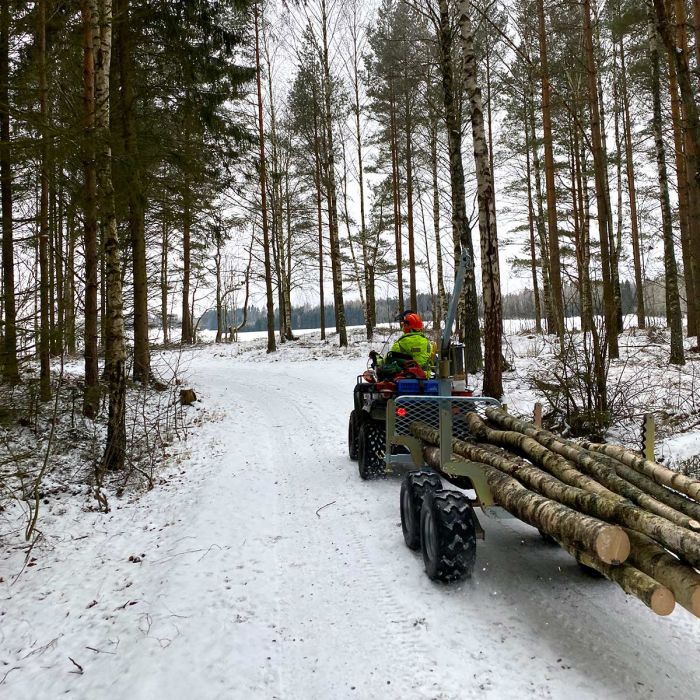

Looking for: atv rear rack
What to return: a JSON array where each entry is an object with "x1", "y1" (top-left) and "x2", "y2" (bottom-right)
[{"x1": 385, "y1": 395, "x2": 503, "y2": 508}]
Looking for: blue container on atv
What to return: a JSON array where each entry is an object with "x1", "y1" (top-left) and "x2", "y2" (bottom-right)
[
  {"x1": 423, "y1": 380, "x2": 439, "y2": 396},
  {"x1": 396, "y1": 378, "x2": 421, "y2": 395}
]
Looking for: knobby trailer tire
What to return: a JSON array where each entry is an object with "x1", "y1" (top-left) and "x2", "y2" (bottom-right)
[
  {"x1": 420, "y1": 490, "x2": 477, "y2": 582},
  {"x1": 400, "y1": 470, "x2": 443, "y2": 550}
]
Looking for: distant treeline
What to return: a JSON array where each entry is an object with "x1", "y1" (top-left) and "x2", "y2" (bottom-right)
[{"x1": 198, "y1": 279, "x2": 676, "y2": 332}]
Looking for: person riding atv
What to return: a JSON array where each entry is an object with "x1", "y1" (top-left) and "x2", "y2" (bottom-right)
[{"x1": 369, "y1": 311, "x2": 435, "y2": 378}]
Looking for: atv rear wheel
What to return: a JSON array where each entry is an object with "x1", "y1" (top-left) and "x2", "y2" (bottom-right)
[
  {"x1": 348, "y1": 410, "x2": 361, "y2": 461},
  {"x1": 420, "y1": 490, "x2": 477, "y2": 582},
  {"x1": 358, "y1": 420, "x2": 385, "y2": 480},
  {"x1": 400, "y1": 470, "x2": 443, "y2": 551}
]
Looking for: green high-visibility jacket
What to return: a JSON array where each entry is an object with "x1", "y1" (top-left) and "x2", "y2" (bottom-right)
[{"x1": 380, "y1": 330, "x2": 435, "y2": 374}]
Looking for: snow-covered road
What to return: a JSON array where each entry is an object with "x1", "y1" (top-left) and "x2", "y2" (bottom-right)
[{"x1": 2, "y1": 351, "x2": 699, "y2": 699}]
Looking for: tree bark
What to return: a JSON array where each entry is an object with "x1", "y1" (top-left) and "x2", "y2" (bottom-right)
[
  {"x1": 619, "y1": 38, "x2": 646, "y2": 329},
  {"x1": 556, "y1": 537, "x2": 674, "y2": 616},
  {"x1": 254, "y1": 2, "x2": 276, "y2": 354},
  {"x1": 580, "y1": 439, "x2": 700, "y2": 502},
  {"x1": 536, "y1": 0, "x2": 564, "y2": 338},
  {"x1": 528, "y1": 82, "x2": 554, "y2": 333},
  {"x1": 436, "y1": 0, "x2": 481, "y2": 370},
  {"x1": 457, "y1": 2, "x2": 502, "y2": 397},
  {"x1": 430, "y1": 120, "x2": 447, "y2": 329},
  {"x1": 161, "y1": 219, "x2": 169, "y2": 345},
  {"x1": 320, "y1": 0, "x2": 347, "y2": 347},
  {"x1": 312, "y1": 89, "x2": 325, "y2": 341},
  {"x1": 417, "y1": 438, "x2": 629, "y2": 565},
  {"x1": 405, "y1": 99, "x2": 417, "y2": 312},
  {"x1": 0, "y1": 0, "x2": 17, "y2": 383},
  {"x1": 37, "y1": 0, "x2": 51, "y2": 401},
  {"x1": 654, "y1": 0, "x2": 700, "y2": 339},
  {"x1": 582, "y1": 0, "x2": 618, "y2": 359},
  {"x1": 625, "y1": 528, "x2": 700, "y2": 617},
  {"x1": 95, "y1": 0, "x2": 126, "y2": 471},
  {"x1": 181, "y1": 172, "x2": 192, "y2": 344},
  {"x1": 668, "y1": 55, "x2": 695, "y2": 336},
  {"x1": 485, "y1": 409, "x2": 700, "y2": 533},
  {"x1": 81, "y1": 0, "x2": 99, "y2": 418},
  {"x1": 115, "y1": 0, "x2": 149, "y2": 381},
  {"x1": 524, "y1": 101, "x2": 542, "y2": 334},
  {"x1": 649, "y1": 13, "x2": 684, "y2": 365},
  {"x1": 348, "y1": 5, "x2": 372, "y2": 340},
  {"x1": 389, "y1": 82, "x2": 404, "y2": 314}
]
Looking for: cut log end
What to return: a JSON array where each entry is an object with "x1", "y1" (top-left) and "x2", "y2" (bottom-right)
[
  {"x1": 650, "y1": 587, "x2": 676, "y2": 616},
  {"x1": 594, "y1": 527, "x2": 631, "y2": 565},
  {"x1": 685, "y1": 588, "x2": 700, "y2": 618},
  {"x1": 689, "y1": 520, "x2": 700, "y2": 532}
]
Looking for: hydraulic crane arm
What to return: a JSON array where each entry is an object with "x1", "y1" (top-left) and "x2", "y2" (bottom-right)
[{"x1": 439, "y1": 248, "x2": 472, "y2": 365}]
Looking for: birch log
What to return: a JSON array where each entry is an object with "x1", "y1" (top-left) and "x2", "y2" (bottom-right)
[
  {"x1": 485, "y1": 408, "x2": 700, "y2": 530},
  {"x1": 556, "y1": 538, "x2": 675, "y2": 616},
  {"x1": 418, "y1": 442, "x2": 630, "y2": 565},
  {"x1": 624, "y1": 528, "x2": 700, "y2": 617},
  {"x1": 581, "y1": 439, "x2": 700, "y2": 502}
]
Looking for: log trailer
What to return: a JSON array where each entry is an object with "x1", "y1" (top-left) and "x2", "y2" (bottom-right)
[
  {"x1": 348, "y1": 248, "x2": 506, "y2": 582},
  {"x1": 347, "y1": 252, "x2": 700, "y2": 618}
]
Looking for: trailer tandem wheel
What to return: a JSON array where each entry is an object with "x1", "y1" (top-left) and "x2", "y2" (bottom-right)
[
  {"x1": 400, "y1": 470, "x2": 443, "y2": 551},
  {"x1": 420, "y1": 490, "x2": 477, "y2": 582}
]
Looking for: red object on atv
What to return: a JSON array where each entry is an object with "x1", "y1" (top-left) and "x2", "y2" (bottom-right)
[{"x1": 374, "y1": 381, "x2": 397, "y2": 398}]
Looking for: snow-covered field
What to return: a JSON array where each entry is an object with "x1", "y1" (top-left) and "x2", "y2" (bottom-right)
[{"x1": 2, "y1": 332, "x2": 700, "y2": 699}]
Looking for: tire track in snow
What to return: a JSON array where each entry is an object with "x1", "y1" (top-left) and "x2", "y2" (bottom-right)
[{"x1": 244, "y1": 369, "x2": 464, "y2": 699}]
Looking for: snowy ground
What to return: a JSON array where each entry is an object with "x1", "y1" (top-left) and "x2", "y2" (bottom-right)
[{"x1": 2, "y1": 333, "x2": 700, "y2": 699}]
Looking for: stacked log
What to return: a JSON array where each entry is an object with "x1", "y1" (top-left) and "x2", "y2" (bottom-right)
[{"x1": 410, "y1": 408, "x2": 700, "y2": 618}]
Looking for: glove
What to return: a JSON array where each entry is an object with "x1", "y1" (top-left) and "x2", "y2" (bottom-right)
[{"x1": 369, "y1": 350, "x2": 378, "y2": 361}]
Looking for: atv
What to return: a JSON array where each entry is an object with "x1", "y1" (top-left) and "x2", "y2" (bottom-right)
[{"x1": 348, "y1": 352, "x2": 442, "y2": 480}]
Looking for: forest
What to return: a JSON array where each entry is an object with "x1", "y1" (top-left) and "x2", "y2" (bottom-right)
[{"x1": 0, "y1": 0, "x2": 699, "y2": 483}]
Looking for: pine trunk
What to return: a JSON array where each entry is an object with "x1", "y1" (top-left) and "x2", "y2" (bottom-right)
[
  {"x1": 389, "y1": 84, "x2": 404, "y2": 314},
  {"x1": 405, "y1": 105, "x2": 417, "y2": 312},
  {"x1": 668, "y1": 58, "x2": 695, "y2": 336},
  {"x1": 619, "y1": 39, "x2": 646, "y2": 329},
  {"x1": 350, "y1": 17, "x2": 372, "y2": 340},
  {"x1": 528, "y1": 84, "x2": 554, "y2": 333},
  {"x1": 181, "y1": 179, "x2": 192, "y2": 344},
  {"x1": 484, "y1": 409, "x2": 700, "y2": 535},
  {"x1": 653, "y1": 0, "x2": 700, "y2": 339},
  {"x1": 38, "y1": 0, "x2": 51, "y2": 401},
  {"x1": 582, "y1": 0, "x2": 618, "y2": 359},
  {"x1": 430, "y1": 121, "x2": 448, "y2": 328},
  {"x1": 254, "y1": 3, "x2": 276, "y2": 354},
  {"x1": 116, "y1": 0, "x2": 149, "y2": 382},
  {"x1": 536, "y1": 0, "x2": 564, "y2": 338},
  {"x1": 320, "y1": 0, "x2": 346, "y2": 347},
  {"x1": 81, "y1": 0, "x2": 99, "y2": 418},
  {"x1": 313, "y1": 101, "x2": 325, "y2": 341},
  {"x1": 524, "y1": 102, "x2": 542, "y2": 334},
  {"x1": 581, "y1": 439, "x2": 700, "y2": 502},
  {"x1": 0, "y1": 0, "x2": 17, "y2": 383},
  {"x1": 649, "y1": 14, "x2": 685, "y2": 365}
]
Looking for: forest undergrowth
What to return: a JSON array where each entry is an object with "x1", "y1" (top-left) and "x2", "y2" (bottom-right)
[{"x1": 0, "y1": 348, "x2": 199, "y2": 556}]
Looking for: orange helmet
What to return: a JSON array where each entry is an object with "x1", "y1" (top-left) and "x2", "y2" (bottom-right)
[{"x1": 403, "y1": 312, "x2": 423, "y2": 332}]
